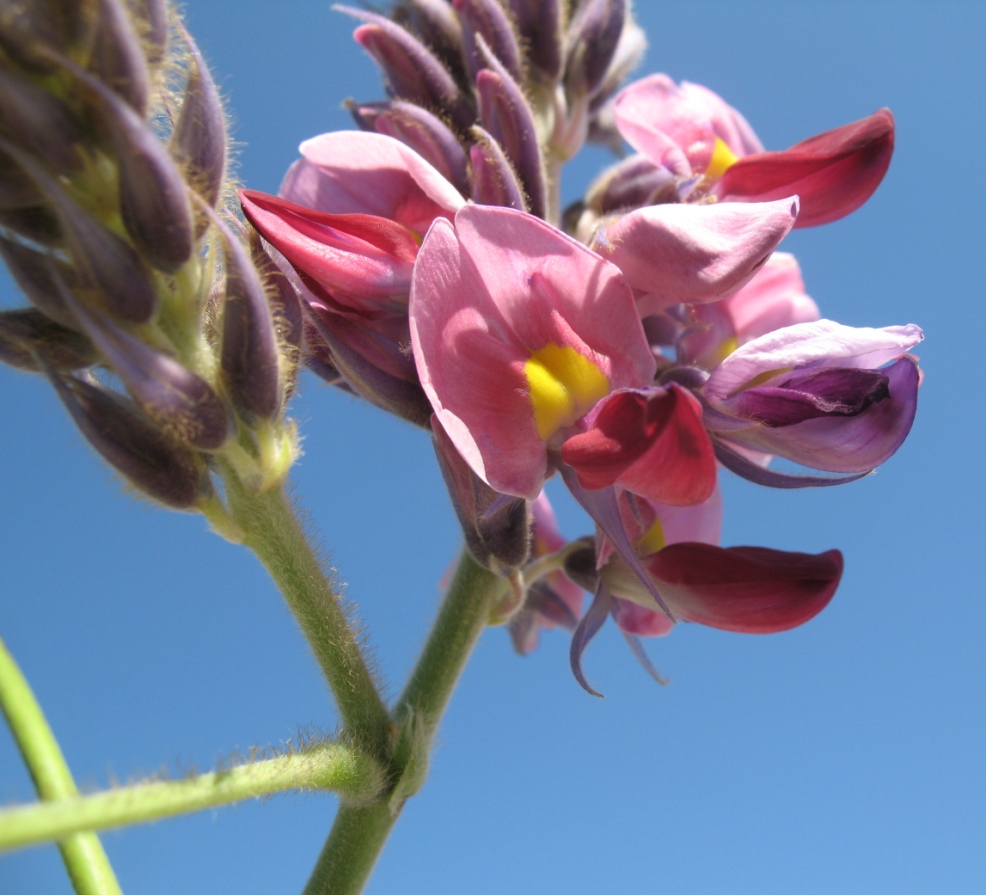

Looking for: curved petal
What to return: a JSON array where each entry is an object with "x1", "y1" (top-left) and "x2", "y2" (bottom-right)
[
  {"x1": 705, "y1": 318, "x2": 923, "y2": 402},
  {"x1": 410, "y1": 206, "x2": 654, "y2": 498},
  {"x1": 722, "y1": 356, "x2": 920, "y2": 473},
  {"x1": 717, "y1": 109, "x2": 895, "y2": 227},
  {"x1": 280, "y1": 131, "x2": 465, "y2": 235},
  {"x1": 647, "y1": 543, "x2": 843, "y2": 632},
  {"x1": 561, "y1": 386, "x2": 716, "y2": 506},
  {"x1": 592, "y1": 198, "x2": 799, "y2": 313}
]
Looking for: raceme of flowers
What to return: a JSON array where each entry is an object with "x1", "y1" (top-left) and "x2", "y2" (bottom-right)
[{"x1": 235, "y1": 2, "x2": 922, "y2": 692}]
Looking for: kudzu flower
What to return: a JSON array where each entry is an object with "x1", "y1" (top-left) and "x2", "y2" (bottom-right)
[{"x1": 569, "y1": 487, "x2": 844, "y2": 695}]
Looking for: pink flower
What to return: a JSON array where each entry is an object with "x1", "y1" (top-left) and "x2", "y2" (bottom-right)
[
  {"x1": 571, "y1": 488, "x2": 843, "y2": 694},
  {"x1": 612, "y1": 73, "x2": 894, "y2": 228}
]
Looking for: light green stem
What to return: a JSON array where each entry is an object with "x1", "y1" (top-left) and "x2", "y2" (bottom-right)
[
  {"x1": 221, "y1": 472, "x2": 393, "y2": 757},
  {"x1": 301, "y1": 549, "x2": 506, "y2": 895},
  {"x1": 0, "y1": 636, "x2": 123, "y2": 895},
  {"x1": 0, "y1": 742, "x2": 386, "y2": 853}
]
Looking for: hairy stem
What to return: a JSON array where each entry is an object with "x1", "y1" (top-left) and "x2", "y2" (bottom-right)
[
  {"x1": 302, "y1": 549, "x2": 505, "y2": 895},
  {"x1": 0, "y1": 636, "x2": 122, "y2": 895},
  {"x1": 0, "y1": 742, "x2": 386, "y2": 853},
  {"x1": 221, "y1": 471, "x2": 393, "y2": 757}
]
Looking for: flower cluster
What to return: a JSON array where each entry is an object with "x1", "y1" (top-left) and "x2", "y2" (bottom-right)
[{"x1": 240, "y1": 0, "x2": 922, "y2": 691}]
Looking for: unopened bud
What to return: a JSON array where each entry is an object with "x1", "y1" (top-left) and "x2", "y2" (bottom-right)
[
  {"x1": 432, "y1": 416, "x2": 531, "y2": 573},
  {"x1": 564, "y1": 0, "x2": 625, "y2": 99},
  {"x1": 88, "y1": 0, "x2": 150, "y2": 115},
  {"x1": 211, "y1": 215, "x2": 282, "y2": 421},
  {"x1": 340, "y1": 6, "x2": 476, "y2": 131},
  {"x1": 587, "y1": 15, "x2": 646, "y2": 113},
  {"x1": 251, "y1": 236, "x2": 304, "y2": 399},
  {"x1": 70, "y1": 62, "x2": 194, "y2": 272},
  {"x1": 507, "y1": 0, "x2": 562, "y2": 81},
  {"x1": 453, "y1": 0, "x2": 523, "y2": 85},
  {"x1": 469, "y1": 128, "x2": 527, "y2": 211},
  {"x1": 0, "y1": 238, "x2": 78, "y2": 328},
  {"x1": 64, "y1": 294, "x2": 230, "y2": 450},
  {"x1": 563, "y1": 537, "x2": 599, "y2": 591},
  {"x1": 49, "y1": 370, "x2": 210, "y2": 509},
  {"x1": 0, "y1": 0, "x2": 90, "y2": 73},
  {"x1": 0, "y1": 148, "x2": 41, "y2": 209},
  {"x1": 392, "y1": 0, "x2": 465, "y2": 82},
  {"x1": 0, "y1": 67, "x2": 84, "y2": 173},
  {"x1": 475, "y1": 42, "x2": 546, "y2": 218},
  {"x1": 129, "y1": 0, "x2": 168, "y2": 67},
  {"x1": 0, "y1": 204, "x2": 61, "y2": 247},
  {"x1": 170, "y1": 24, "x2": 227, "y2": 229},
  {"x1": 585, "y1": 154, "x2": 677, "y2": 214},
  {"x1": 303, "y1": 317, "x2": 346, "y2": 386},
  {"x1": 0, "y1": 308, "x2": 97, "y2": 372}
]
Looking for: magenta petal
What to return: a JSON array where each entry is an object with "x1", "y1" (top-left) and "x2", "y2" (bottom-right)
[
  {"x1": 593, "y1": 198, "x2": 799, "y2": 313},
  {"x1": 647, "y1": 544, "x2": 843, "y2": 633},
  {"x1": 717, "y1": 109, "x2": 895, "y2": 227},
  {"x1": 561, "y1": 386, "x2": 717, "y2": 506},
  {"x1": 280, "y1": 131, "x2": 465, "y2": 235}
]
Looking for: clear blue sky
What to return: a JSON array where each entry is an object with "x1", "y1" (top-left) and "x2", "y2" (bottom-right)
[{"x1": 2, "y1": 2, "x2": 983, "y2": 892}]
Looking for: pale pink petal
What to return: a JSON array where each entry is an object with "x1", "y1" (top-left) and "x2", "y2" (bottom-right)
[
  {"x1": 705, "y1": 319, "x2": 924, "y2": 402},
  {"x1": 280, "y1": 131, "x2": 465, "y2": 236},
  {"x1": 593, "y1": 198, "x2": 799, "y2": 313}
]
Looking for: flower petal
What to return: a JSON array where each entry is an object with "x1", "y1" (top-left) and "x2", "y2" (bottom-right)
[
  {"x1": 647, "y1": 543, "x2": 843, "y2": 632},
  {"x1": 716, "y1": 109, "x2": 895, "y2": 227},
  {"x1": 592, "y1": 198, "x2": 799, "y2": 313}
]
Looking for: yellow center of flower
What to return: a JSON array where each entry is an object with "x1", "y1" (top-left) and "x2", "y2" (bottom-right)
[
  {"x1": 635, "y1": 516, "x2": 667, "y2": 557},
  {"x1": 524, "y1": 344, "x2": 610, "y2": 440},
  {"x1": 705, "y1": 137, "x2": 739, "y2": 181}
]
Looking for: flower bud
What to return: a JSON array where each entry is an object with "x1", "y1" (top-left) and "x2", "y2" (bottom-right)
[
  {"x1": 129, "y1": 0, "x2": 168, "y2": 67},
  {"x1": 88, "y1": 0, "x2": 150, "y2": 115},
  {"x1": 453, "y1": 0, "x2": 523, "y2": 85},
  {"x1": 0, "y1": 205, "x2": 61, "y2": 247},
  {"x1": 392, "y1": 0, "x2": 465, "y2": 82},
  {"x1": 507, "y1": 0, "x2": 562, "y2": 81},
  {"x1": 0, "y1": 308, "x2": 97, "y2": 372},
  {"x1": 170, "y1": 24, "x2": 227, "y2": 229},
  {"x1": 71, "y1": 62, "x2": 195, "y2": 272},
  {"x1": 585, "y1": 153, "x2": 677, "y2": 214},
  {"x1": 564, "y1": 0, "x2": 626, "y2": 99},
  {"x1": 213, "y1": 215, "x2": 282, "y2": 421},
  {"x1": 64, "y1": 293, "x2": 230, "y2": 450},
  {"x1": 0, "y1": 238, "x2": 78, "y2": 328},
  {"x1": 0, "y1": 147, "x2": 42, "y2": 209},
  {"x1": 48, "y1": 371, "x2": 211, "y2": 509},
  {"x1": 432, "y1": 416, "x2": 531, "y2": 574},
  {"x1": 0, "y1": 67, "x2": 85, "y2": 173},
  {"x1": 475, "y1": 43, "x2": 546, "y2": 218},
  {"x1": 0, "y1": 0, "x2": 90, "y2": 73},
  {"x1": 469, "y1": 128, "x2": 527, "y2": 211}
]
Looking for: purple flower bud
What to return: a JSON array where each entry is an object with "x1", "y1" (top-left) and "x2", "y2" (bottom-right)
[
  {"x1": 587, "y1": 15, "x2": 646, "y2": 113},
  {"x1": 564, "y1": 0, "x2": 626, "y2": 99},
  {"x1": 302, "y1": 318, "x2": 346, "y2": 386},
  {"x1": 0, "y1": 147, "x2": 42, "y2": 209},
  {"x1": 88, "y1": 0, "x2": 151, "y2": 115},
  {"x1": 62, "y1": 293, "x2": 230, "y2": 451},
  {"x1": 339, "y1": 6, "x2": 476, "y2": 131},
  {"x1": 0, "y1": 238, "x2": 79, "y2": 329},
  {"x1": 585, "y1": 153, "x2": 677, "y2": 214},
  {"x1": 170, "y1": 23, "x2": 227, "y2": 230},
  {"x1": 211, "y1": 215, "x2": 282, "y2": 421},
  {"x1": 563, "y1": 538, "x2": 600, "y2": 592},
  {"x1": 365, "y1": 100, "x2": 470, "y2": 197},
  {"x1": 453, "y1": 0, "x2": 523, "y2": 85},
  {"x1": 392, "y1": 0, "x2": 466, "y2": 82},
  {"x1": 507, "y1": 0, "x2": 562, "y2": 81},
  {"x1": 0, "y1": 204, "x2": 61, "y2": 247},
  {"x1": 0, "y1": 0, "x2": 88, "y2": 73},
  {"x1": 475, "y1": 41, "x2": 547, "y2": 218},
  {"x1": 128, "y1": 0, "x2": 169, "y2": 67},
  {"x1": 432, "y1": 416, "x2": 531, "y2": 574},
  {"x1": 48, "y1": 371, "x2": 210, "y2": 509},
  {"x1": 251, "y1": 237, "x2": 303, "y2": 400},
  {"x1": 0, "y1": 67, "x2": 84, "y2": 173},
  {"x1": 469, "y1": 128, "x2": 527, "y2": 211},
  {"x1": 3, "y1": 143, "x2": 158, "y2": 322},
  {"x1": 0, "y1": 308, "x2": 97, "y2": 372},
  {"x1": 70, "y1": 62, "x2": 194, "y2": 272}
]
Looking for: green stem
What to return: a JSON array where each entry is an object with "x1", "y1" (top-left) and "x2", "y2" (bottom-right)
[
  {"x1": 0, "y1": 636, "x2": 123, "y2": 895},
  {"x1": 302, "y1": 550, "x2": 506, "y2": 895},
  {"x1": 0, "y1": 742, "x2": 386, "y2": 853},
  {"x1": 221, "y1": 473, "x2": 393, "y2": 756}
]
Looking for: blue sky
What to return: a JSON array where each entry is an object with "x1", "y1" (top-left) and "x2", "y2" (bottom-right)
[{"x1": 2, "y1": 2, "x2": 983, "y2": 893}]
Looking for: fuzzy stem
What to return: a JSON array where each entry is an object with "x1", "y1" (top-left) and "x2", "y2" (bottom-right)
[
  {"x1": 221, "y1": 470, "x2": 393, "y2": 757},
  {"x1": 0, "y1": 637, "x2": 123, "y2": 895},
  {"x1": 0, "y1": 742, "x2": 387, "y2": 854},
  {"x1": 301, "y1": 550, "x2": 505, "y2": 895}
]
